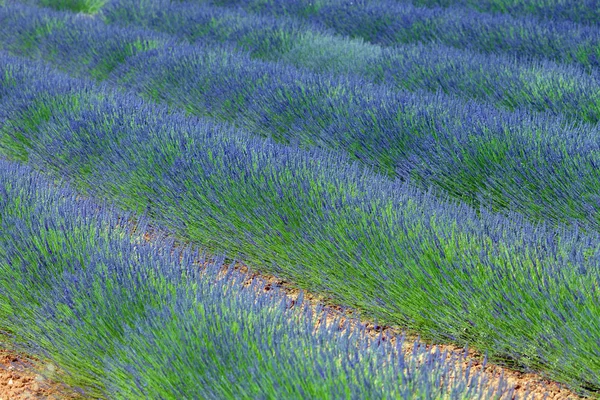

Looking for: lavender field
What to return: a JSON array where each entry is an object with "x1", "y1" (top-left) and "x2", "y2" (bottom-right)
[{"x1": 0, "y1": 0, "x2": 599, "y2": 398}]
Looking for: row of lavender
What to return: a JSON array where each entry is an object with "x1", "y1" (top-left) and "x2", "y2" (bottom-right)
[
  {"x1": 31, "y1": 0, "x2": 600, "y2": 26},
  {"x1": 193, "y1": 0, "x2": 600, "y2": 68},
  {"x1": 395, "y1": 0, "x2": 600, "y2": 26},
  {"x1": 207, "y1": 0, "x2": 600, "y2": 47},
  {"x1": 1, "y1": 51, "x2": 599, "y2": 394},
  {"x1": 3, "y1": 3, "x2": 600, "y2": 232},
  {"x1": 33, "y1": 0, "x2": 600, "y2": 71},
  {"x1": 103, "y1": 0, "x2": 600, "y2": 124},
  {"x1": 100, "y1": 0, "x2": 600, "y2": 125},
  {"x1": 1, "y1": 159, "x2": 517, "y2": 399}
]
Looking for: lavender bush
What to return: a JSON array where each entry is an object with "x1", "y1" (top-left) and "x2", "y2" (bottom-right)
[
  {"x1": 1, "y1": 0, "x2": 599, "y2": 396},
  {"x1": 2, "y1": 7, "x2": 600, "y2": 230},
  {"x1": 0, "y1": 159, "x2": 518, "y2": 399},
  {"x1": 0, "y1": 55, "x2": 598, "y2": 394},
  {"x1": 186, "y1": 0, "x2": 600, "y2": 71}
]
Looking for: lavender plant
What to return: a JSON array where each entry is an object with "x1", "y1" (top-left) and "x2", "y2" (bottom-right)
[
  {"x1": 398, "y1": 0, "x2": 600, "y2": 26},
  {"x1": 183, "y1": 0, "x2": 600, "y2": 71},
  {"x1": 0, "y1": 4, "x2": 165, "y2": 80},
  {"x1": 0, "y1": 159, "x2": 519, "y2": 399},
  {"x1": 100, "y1": 0, "x2": 600, "y2": 124},
  {"x1": 37, "y1": 0, "x2": 106, "y2": 13},
  {"x1": 9, "y1": 1, "x2": 600, "y2": 126},
  {"x1": 3, "y1": 5, "x2": 600, "y2": 231},
  {"x1": 0, "y1": 55, "x2": 599, "y2": 394}
]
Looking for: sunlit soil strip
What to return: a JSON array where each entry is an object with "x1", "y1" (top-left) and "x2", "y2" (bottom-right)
[
  {"x1": 231, "y1": 263, "x2": 581, "y2": 400},
  {"x1": 135, "y1": 226, "x2": 583, "y2": 400},
  {"x1": 0, "y1": 219, "x2": 581, "y2": 400},
  {"x1": 0, "y1": 344, "x2": 82, "y2": 399}
]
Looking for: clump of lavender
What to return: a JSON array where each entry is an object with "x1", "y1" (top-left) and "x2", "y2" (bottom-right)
[{"x1": 0, "y1": 160, "x2": 518, "y2": 399}]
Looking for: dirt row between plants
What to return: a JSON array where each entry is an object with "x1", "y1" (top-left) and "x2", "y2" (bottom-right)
[
  {"x1": 0, "y1": 347, "x2": 81, "y2": 400},
  {"x1": 228, "y1": 262, "x2": 582, "y2": 400},
  {"x1": 0, "y1": 220, "x2": 586, "y2": 399},
  {"x1": 137, "y1": 226, "x2": 585, "y2": 400}
]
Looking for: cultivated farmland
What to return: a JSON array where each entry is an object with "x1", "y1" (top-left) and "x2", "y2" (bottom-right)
[{"x1": 0, "y1": 0, "x2": 598, "y2": 398}]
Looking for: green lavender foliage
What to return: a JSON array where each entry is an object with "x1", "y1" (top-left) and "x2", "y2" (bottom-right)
[
  {"x1": 2, "y1": 0, "x2": 600, "y2": 397},
  {"x1": 0, "y1": 160, "x2": 518, "y2": 399},
  {"x1": 3, "y1": 4, "x2": 600, "y2": 233},
  {"x1": 0, "y1": 56, "x2": 599, "y2": 395},
  {"x1": 37, "y1": 0, "x2": 106, "y2": 13}
]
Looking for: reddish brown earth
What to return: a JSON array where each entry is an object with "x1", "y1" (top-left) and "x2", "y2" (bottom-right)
[
  {"x1": 0, "y1": 223, "x2": 586, "y2": 399},
  {"x1": 230, "y1": 262, "x2": 584, "y2": 400},
  {"x1": 139, "y1": 226, "x2": 586, "y2": 399},
  {"x1": 0, "y1": 348, "x2": 81, "y2": 400}
]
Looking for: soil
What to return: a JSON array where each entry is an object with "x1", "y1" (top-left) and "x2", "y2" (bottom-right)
[
  {"x1": 137, "y1": 224, "x2": 587, "y2": 399},
  {"x1": 0, "y1": 348, "x2": 81, "y2": 400},
  {"x1": 0, "y1": 219, "x2": 586, "y2": 399},
  {"x1": 230, "y1": 262, "x2": 584, "y2": 400}
]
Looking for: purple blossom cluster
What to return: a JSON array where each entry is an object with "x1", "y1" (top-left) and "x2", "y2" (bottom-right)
[
  {"x1": 1, "y1": 0, "x2": 599, "y2": 397},
  {"x1": 0, "y1": 159, "x2": 519, "y2": 398}
]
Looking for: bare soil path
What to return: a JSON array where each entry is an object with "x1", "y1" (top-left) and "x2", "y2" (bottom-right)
[
  {"x1": 231, "y1": 262, "x2": 585, "y2": 400},
  {"x1": 0, "y1": 347, "x2": 81, "y2": 400},
  {"x1": 0, "y1": 221, "x2": 588, "y2": 399}
]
